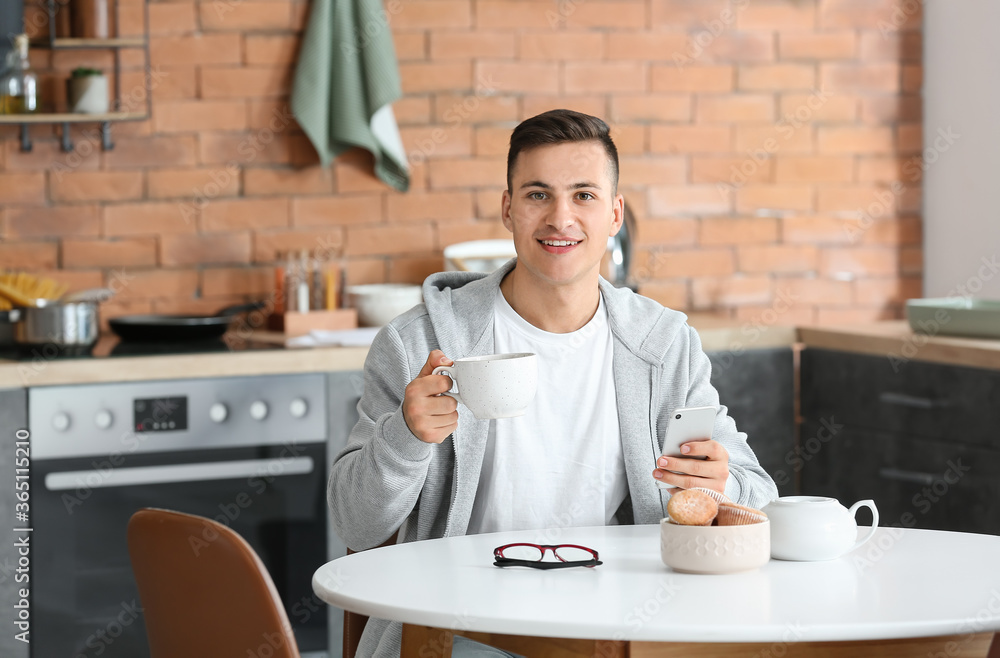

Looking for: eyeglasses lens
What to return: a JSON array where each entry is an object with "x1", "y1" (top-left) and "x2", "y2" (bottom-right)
[
  {"x1": 501, "y1": 545, "x2": 544, "y2": 560},
  {"x1": 553, "y1": 546, "x2": 594, "y2": 562}
]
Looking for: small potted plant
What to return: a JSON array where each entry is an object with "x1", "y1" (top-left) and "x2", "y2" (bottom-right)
[{"x1": 67, "y1": 67, "x2": 109, "y2": 114}]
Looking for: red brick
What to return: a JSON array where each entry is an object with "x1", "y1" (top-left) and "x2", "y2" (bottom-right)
[
  {"x1": 651, "y1": 65, "x2": 733, "y2": 92},
  {"x1": 473, "y1": 127, "x2": 514, "y2": 157},
  {"x1": 4, "y1": 139, "x2": 99, "y2": 172},
  {"x1": 691, "y1": 156, "x2": 773, "y2": 185},
  {"x1": 854, "y1": 276, "x2": 922, "y2": 305},
  {"x1": 691, "y1": 32, "x2": 776, "y2": 63},
  {"x1": 651, "y1": 249, "x2": 735, "y2": 277},
  {"x1": 104, "y1": 136, "x2": 197, "y2": 169},
  {"x1": 611, "y1": 95, "x2": 691, "y2": 122},
  {"x1": 154, "y1": 101, "x2": 248, "y2": 133},
  {"x1": 637, "y1": 219, "x2": 698, "y2": 246},
  {"x1": 385, "y1": 191, "x2": 474, "y2": 223},
  {"x1": 700, "y1": 217, "x2": 778, "y2": 245},
  {"x1": 857, "y1": 217, "x2": 922, "y2": 246},
  {"x1": 160, "y1": 233, "x2": 252, "y2": 266},
  {"x1": 650, "y1": 125, "x2": 732, "y2": 153},
  {"x1": 434, "y1": 94, "x2": 518, "y2": 124},
  {"x1": 691, "y1": 276, "x2": 773, "y2": 308},
  {"x1": 136, "y1": 66, "x2": 197, "y2": 101},
  {"x1": 637, "y1": 280, "x2": 688, "y2": 309},
  {"x1": 202, "y1": 198, "x2": 289, "y2": 231},
  {"x1": 649, "y1": 0, "x2": 733, "y2": 30},
  {"x1": 779, "y1": 32, "x2": 857, "y2": 60},
  {"x1": 51, "y1": 49, "x2": 114, "y2": 72},
  {"x1": 400, "y1": 62, "x2": 473, "y2": 93},
  {"x1": 861, "y1": 95, "x2": 922, "y2": 124},
  {"x1": 782, "y1": 216, "x2": 854, "y2": 245},
  {"x1": 394, "y1": 32, "x2": 426, "y2": 62},
  {"x1": 332, "y1": 149, "x2": 396, "y2": 193},
  {"x1": 148, "y1": 2, "x2": 197, "y2": 35},
  {"x1": 521, "y1": 96, "x2": 606, "y2": 122},
  {"x1": 859, "y1": 31, "x2": 922, "y2": 62},
  {"x1": 245, "y1": 34, "x2": 299, "y2": 65},
  {"x1": 821, "y1": 63, "x2": 900, "y2": 93},
  {"x1": 109, "y1": 269, "x2": 200, "y2": 301},
  {"x1": 0, "y1": 173, "x2": 46, "y2": 205},
  {"x1": 696, "y1": 95, "x2": 774, "y2": 122},
  {"x1": 566, "y1": 2, "x2": 645, "y2": 28},
  {"x1": 734, "y1": 303, "x2": 818, "y2": 327},
  {"x1": 780, "y1": 94, "x2": 857, "y2": 123},
  {"x1": 345, "y1": 224, "x2": 435, "y2": 257},
  {"x1": 148, "y1": 167, "x2": 242, "y2": 200},
  {"x1": 401, "y1": 125, "x2": 473, "y2": 161},
  {"x1": 648, "y1": 185, "x2": 732, "y2": 216},
  {"x1": 620, "y1": 156, "x2": 687, "y2": 186},
  {"x1": 609, "y1": 123, "x2": 646, "y2": 154},
  {"x1": 902, "y1": 65, "x2": 922, "y2": 93},
  {"x1": 605, "y1": 32, "x2": 689, "y2": 61},
  {"x1": 738, "y1": 3, "x2": 816, "y2": 29},
  {"x1": 201, "y1": 67, "x2": 291, "y2": 100},
  {"x1": 63, "y1": 238, "x2": 158, "y2": 268},
  {"x1": 821, "y1": 247, "x2": 900, "y2": 277},
  {"x1": 428, "y1": 158, "x2": 506, "y2": 189},
  {"x1": 150, "y1": 34, "x2": 241, "y2": 67},
  {"x1": 244, "y1": 167, "x2": 334, "y2": 197},
  {"x1": 51, "y1": 171, "x2": 144, "y2": 202},
  {"x1": 857, "y1": 157, "x2": 912, "y2": 183},
  {"x1": 565, "y1": 62, "x2": 647, "y2": 94},
  {"x1": 739, "y1": 64, "x2": 815, "y2": 91},
  {"x1": 253, "y1": 229, "x2": 344, "y2": 263},
  {"x1": 779, "y1": 278, "x2": 853, "y2": 305},
  {"x1": 199, "y1": 1, "x2": 292, "y2": 30},
  {"x1": 738, "y1": 245, "x2": 818, "y2": 274},
  {"x1": 202, "y1": 266, "x2": 274, "y2": 297},
  {"x1": 817, "y1": 126, "x2": 893, "y2": 155},
  {"x1": 820, "y1": 0, "x2": 921, "y2": 30},
  {"x1": 292, "y1": 195, "x2": 383, "y2": 227},
  {"x1": 7, "y1": 206, "x2": 101, "y2": 238},
  {"x1": 36, "y1": 269, "x2": 105, "y2": 294},
  {"x1": 775, "y1": 156, "x2": 854, "y2": 183},
  {"x1": 398, "y1": 1, "x2": 472, "y2": 28},
  {"x1": 395, "y1": 97, "x2": 433, "y2": 125},
  {"x1": 0, "y1": 242, "x2": 58, "y2": 269},
  {"x1": 436, "y1": 219, "x2": 511, "y2": 246},
  {"x1": 388, "y1": 256, "x2": 444, "y2": 284},
  {"x1": 817, "y1": 185, "x2": 900, "y2": 215},
  {"x1": 736, "y1": 185, "x2": 814, "y2": 213},
  {"x1": 475, "y1": 62, "x2": 559, "y2": 95},
  {"x1": 104, "y1": 202, "x2": 197, "y2": 236},
  {"x1": 431, "y1": 33, "x2": 515, "y2": 60},
  {"x1": 474, "y1": 189, "x2": 506, "y2": 219}
]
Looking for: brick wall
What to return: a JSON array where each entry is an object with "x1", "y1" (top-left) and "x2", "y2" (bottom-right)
[{"x1": 0, "y1": 0, "x2": 922, "y2": 327}]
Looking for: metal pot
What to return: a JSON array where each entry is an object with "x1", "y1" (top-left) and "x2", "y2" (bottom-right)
[{"x1": 12, "y1": 300, "x2": 100, "y2": 353}]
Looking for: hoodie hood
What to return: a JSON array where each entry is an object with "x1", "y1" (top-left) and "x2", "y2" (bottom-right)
[{"x1": 420, "y1": 257, "x2": 690, "y2": 364}]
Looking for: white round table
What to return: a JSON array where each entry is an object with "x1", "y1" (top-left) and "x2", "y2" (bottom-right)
[{"x1": 314, "y1": 525, "x2": 1000, "y2": 649}]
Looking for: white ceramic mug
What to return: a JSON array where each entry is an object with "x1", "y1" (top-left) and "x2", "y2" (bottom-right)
[
  {"x1": 432, "y1": 353, "x2": 537, "y2": 420},
  {"x1": 762, "y1": 496, "x2": 879, "y2": 561}
]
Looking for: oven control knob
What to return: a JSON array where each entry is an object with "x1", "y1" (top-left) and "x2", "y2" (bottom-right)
[
  {"x1": 209, "y1": 403, "x2": 228, "y2": 423},
  {"x1": 289, "y1": 398, "x2": 308, "y2": 418},
  {"x1": 52, "y1": 412, "x2": 71, "y2": 432},
  {"x1": 249, "y1": 401, "x2": 269, "y2": 421},
  {"x1": 95, "y1": 410, "x2": 113, "y2": 429}
]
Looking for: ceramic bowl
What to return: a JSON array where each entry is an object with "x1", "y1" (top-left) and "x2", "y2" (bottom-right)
[
  {"x1": 345, "y1": 284, "x2": 423, "y2": 327},
  {"x1": 660, "y1": 518, "x2": 771, "y2": 574}
]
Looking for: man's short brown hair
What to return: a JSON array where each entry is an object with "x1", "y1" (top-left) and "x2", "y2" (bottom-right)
[{"x1": 506, "y1": 109, "x2": 619, "y2": 192}]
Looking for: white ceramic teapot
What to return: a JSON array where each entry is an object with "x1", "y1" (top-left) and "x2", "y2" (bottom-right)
[{"x1": 762, "y1": 496, "x2": 879, "y2": 561}]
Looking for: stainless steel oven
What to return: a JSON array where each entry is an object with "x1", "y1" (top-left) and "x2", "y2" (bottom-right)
[{"x1": 29, "y1": 373, "x2": 344, "y2": 658}]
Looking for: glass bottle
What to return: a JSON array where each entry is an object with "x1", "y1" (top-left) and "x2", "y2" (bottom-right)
[{"x1": 1, "y1": 35, "x2": 38, "y2": 114}]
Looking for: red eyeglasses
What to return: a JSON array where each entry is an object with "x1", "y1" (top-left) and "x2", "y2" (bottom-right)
[{"x1": 493, "y1": 543, "x2": 602, "y2": 569}]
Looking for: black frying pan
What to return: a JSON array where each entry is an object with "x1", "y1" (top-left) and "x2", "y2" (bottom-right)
[{"x1": 109, "y1": 303, "x2": 265, "y2": 342}]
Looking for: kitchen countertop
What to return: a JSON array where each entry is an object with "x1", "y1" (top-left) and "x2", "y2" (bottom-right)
[
  {"x1": 0, "y1": 314, "x2": 797, "y2": 388},
  {"x1": 799, "y1": 320, "x2": 1000, "y2": 371}
]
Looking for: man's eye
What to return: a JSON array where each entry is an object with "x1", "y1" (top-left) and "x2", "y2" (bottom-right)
[
  {"x1": 528, "y1": 192, "x2": 546, "y2": 200},
  {"x1": 578, "y1": 192, "x2": 594, "y2": 201}
]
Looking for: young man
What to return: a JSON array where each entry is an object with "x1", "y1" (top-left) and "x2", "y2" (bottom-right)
[{"x1": 330, "y1": 110, "x2": 778, "y2": 657}]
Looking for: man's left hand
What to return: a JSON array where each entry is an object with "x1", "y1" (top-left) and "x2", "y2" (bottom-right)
[{"x1": 652, "y1": 439, "x2": 729, "y2": 495}]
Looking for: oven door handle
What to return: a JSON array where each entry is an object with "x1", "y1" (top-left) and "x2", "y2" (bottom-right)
[{"x1": 43, "y1": 457, "x2": 315, "y2": 491}]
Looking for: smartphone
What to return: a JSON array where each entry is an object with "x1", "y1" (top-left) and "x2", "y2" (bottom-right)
[{"x1": 656, "y1": 405, "x2": 717, "y2": 488}]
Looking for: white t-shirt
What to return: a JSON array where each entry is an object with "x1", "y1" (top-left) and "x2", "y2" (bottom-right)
[{"x1": 467, "y1": 289, "x2": 628, "y2": 535}]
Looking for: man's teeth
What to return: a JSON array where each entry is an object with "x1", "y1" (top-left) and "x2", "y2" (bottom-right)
[{"x1": 541, "y1": 240, "x2": 579, "y2": 246}]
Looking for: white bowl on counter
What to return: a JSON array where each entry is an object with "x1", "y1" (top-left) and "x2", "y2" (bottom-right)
[
  {"x1": 443, "y1": 240, "x2": 516, "y2": 272},
  {"x1": 345, "y1": 284, "x2": 423, "y2": 327}
]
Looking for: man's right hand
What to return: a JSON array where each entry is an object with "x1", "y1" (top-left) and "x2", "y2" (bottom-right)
[{"x1": 402, "y1": 350, "x2": 458, "y2": 444}]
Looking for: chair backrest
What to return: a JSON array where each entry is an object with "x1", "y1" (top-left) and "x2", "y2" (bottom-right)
[
  {"x1": 343, "y1": 531, "x2": 399, "y2": 658},
  {"x1": 127, "y1": 507, "x2": 300, "y2": 658}
]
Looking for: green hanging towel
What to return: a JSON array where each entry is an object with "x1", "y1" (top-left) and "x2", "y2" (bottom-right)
[{"x1": 292, "y1": 0, "x2": 410, "y2": 192}]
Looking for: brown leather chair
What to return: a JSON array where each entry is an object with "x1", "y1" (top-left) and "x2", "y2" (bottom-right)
[
  {"x1": 343, "y1": 531, "x2": 399, "y2": 658},
  {"x1": 127, "y1": 507, "x2": 300, "y2": 658}
]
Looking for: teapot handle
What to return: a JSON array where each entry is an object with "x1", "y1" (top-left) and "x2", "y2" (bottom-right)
[{"x1": 848, "y1": 499, "x2": 879, "y2": 553}]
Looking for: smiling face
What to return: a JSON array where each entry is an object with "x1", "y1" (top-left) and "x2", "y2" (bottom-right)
[{"x1": 501, "y1": 140, "x2": 624, "y2": 291}]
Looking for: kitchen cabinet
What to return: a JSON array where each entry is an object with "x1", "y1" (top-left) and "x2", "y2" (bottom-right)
[
  {"x1": 800, "y1": 348, "x2": 1000, "y2": 535},
  {"x1": 0, "y1": 387, "x2": 28, "y2": 658},
  {"x1": 707, "y1": 347, "x2": 796, "y2": 497}
]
